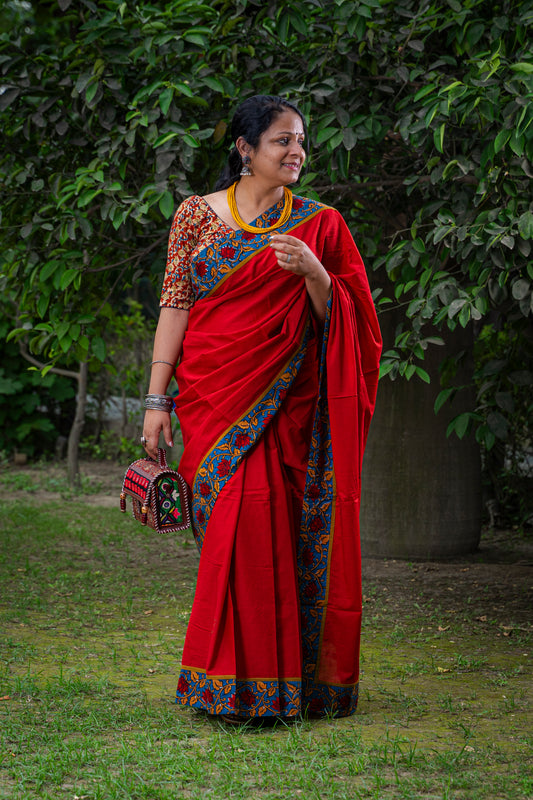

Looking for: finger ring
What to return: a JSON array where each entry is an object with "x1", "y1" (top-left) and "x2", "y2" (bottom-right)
[
  {"x1": 286, "y1": 253, "x2": 292, "y2": 263},
  {"x1": 140, "y1": 436, "x2": 148, "y2": 445}
]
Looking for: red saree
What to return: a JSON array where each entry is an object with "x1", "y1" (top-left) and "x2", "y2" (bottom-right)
[{"x1": 163, "y1": 193, "x2": 381, "y2": 718}]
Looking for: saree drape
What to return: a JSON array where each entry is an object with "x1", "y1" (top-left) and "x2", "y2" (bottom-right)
[{"x1": 168, "y1": 195, "x2": 381, "y2": 718}]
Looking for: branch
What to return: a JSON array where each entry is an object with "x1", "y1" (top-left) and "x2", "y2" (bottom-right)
[
  {"x1": 85, "y1": 233, "x2": 167, "y2": 272},
  {"x1": 19, "y1": 342, "x2": 80, "y2": 380},
  {"x1": 93, "y1": 263, "x2": 129, "y2": 317}
]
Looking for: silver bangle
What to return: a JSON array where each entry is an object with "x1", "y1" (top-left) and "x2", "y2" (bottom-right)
[
  {"x1": 151, "y1": 360, "x2": 175, "y2": 368},
  {"x1": 144, "y1": 394, "x2": 174, "y2": 412}
]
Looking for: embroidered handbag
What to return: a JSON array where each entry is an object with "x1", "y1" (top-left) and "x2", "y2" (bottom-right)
[{"x1": 120, "y1": 447, "x2": 191, "y2": 533}]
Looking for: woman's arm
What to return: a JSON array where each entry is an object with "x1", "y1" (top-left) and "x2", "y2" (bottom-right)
[{"x1": 142, "y1": 307, "x2": 189, "y2": 460}]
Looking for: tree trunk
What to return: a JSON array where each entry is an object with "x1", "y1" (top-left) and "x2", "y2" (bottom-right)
[
  {"x1": 67, "y1": 361, "x2": 88, "y2": 488},
  {"x1": 360, "y1": 324, "x2": 481, "y2": 560}
]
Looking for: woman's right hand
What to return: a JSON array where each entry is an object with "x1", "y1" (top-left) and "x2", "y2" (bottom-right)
[{"x1": 142, "y1": 409, "x2": 174, "y2": 461}]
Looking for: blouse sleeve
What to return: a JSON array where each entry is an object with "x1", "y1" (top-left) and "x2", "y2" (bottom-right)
[{"x1": 159, "y1": 197, "x2": 197, "y2": 309}]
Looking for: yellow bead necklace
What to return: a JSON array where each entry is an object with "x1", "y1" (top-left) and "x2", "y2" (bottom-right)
[{"x1": 227, "y1": 182, "x2": 293, "y2": 234}]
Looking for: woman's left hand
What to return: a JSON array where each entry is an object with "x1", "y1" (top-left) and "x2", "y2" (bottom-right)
[
  {"x1": 269, "y1": 234, "x2": 332, "y2": 322},
  {"x1": 269, "y1": 234, "x2": 326, "y2": 280}
]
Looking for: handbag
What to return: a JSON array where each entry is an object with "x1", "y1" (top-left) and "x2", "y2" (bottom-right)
[{"x1": 120, "y1": 447, "x2": 191, "y2": 533}]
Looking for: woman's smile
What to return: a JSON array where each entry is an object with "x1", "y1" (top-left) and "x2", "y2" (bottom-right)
[{"x1": 282, "y1": 160, "x2": 301, "y2": 172}]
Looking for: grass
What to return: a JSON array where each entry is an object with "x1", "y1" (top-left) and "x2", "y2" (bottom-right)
[
  {"x1": 1, "y1": 499, "x2": 532, "y2": 799},
  {"x1": 2, "y1": 466, "x2": 104, "y2": 496}
]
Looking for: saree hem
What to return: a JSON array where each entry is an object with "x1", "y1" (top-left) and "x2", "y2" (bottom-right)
[{"x1": 175, "y1": 667, "x2": 359, "y2": 718}]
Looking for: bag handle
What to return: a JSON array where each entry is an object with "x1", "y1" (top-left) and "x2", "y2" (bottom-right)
[{"x1": 157, "y1": 447, "x2": 168, "y2": 468}]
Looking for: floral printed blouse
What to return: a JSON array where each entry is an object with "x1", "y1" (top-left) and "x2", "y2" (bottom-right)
[{"x1": 160, "y1": 193, "x2": 297, "y2": 309}]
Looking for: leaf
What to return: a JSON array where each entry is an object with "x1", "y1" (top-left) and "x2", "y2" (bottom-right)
[
  {"x1": 213, "y1": 119, "x2": 227, "y2": 143},
  {"x1": 182, "y1": 133, "x2": 200, "y2": 148},
  {"x1": 159, "y1": 87, "x2": 173, "y2": 115},
  {"x1": 434, "y1": 387, "x2": 454, "y2": 414},
  {"x1": 433, "y1": 225, "x2": 451, "y2": 244},
  {"x1": 495, "y1": 392, "x2": 514, "y2": 414},
  {"x1": 415, "y1": 367, "x2": 431, "y2": 383},
  {"x1": 316, "y1": 127, "x2": 339, "y2": 144},
  {"x1": 59, "y1": 334, "x2": 72, "y2": 353},
  {"x1": 60, "y1": 269, "x2": 78, "y2": 290},
  {"x1": 153, "y1": 132, "x2": 180, "y2": 148},
  {"x1": 414, "y1": 84, "x2": 435, "y2": 102},
  {"x1": 92, "y1": 337, "x2": 106, "y2": 362},
  {"x1": 202, "y1": 76, "x2": 224, "y2": 93},
  {"x1": 434, "y1": 123, "x2": 445, "y2": 154},
  {"x1": 493, "y1": 129, "x2": 511, "y2": 153},
  {"x1": 446, "y1": 412, "x2": 471, "y2": 439},
  {"x1": 518, "y1": 211, "x2": 533, "y2": 239},
  {"x1": 173, "y1": 82, "x2": 194, "y2": 98},
  {"x1": 289, "y1": 11, "x2": 308, "y2": 35},
  {"x1": 0, "y1": 87, "x2": 20, "y2": 111},
  {"x1": 510, "y1": 62, "x2": 533, "y2": 74},
  {"x1": 343, "y1": 128, "x2": 357, "y2": 150},
  {"x1": 159, "y1": 191, "x2": 174, "y2": 219},
  {"x1": 85, "y1": 81, "x2": 99, "y2": 104},
  {"x1": 511, "y1": 279, "x2": 530, "y2": 300},
  {"x1": 458, "y1": 303, "x2": 470, "y2": 327},
  {"x1": 379, "y1": 361, "x2": 397, "y2": 379},
  {"x1": 183, "y1": 32, "x2": 207, "y2": 47},
  {"x1": 37, "y1": 294, "x2": 50, "y2": 318},
  {"x1": 447, "y1": 298, "x2": 467, "y2": 318},
  {"x1": 487, "y1": 411, "x2": 508, "y2": 440}
]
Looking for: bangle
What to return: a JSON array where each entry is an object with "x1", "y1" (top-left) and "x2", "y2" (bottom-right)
[
  {"x1": 144, "y1": 394, "x2": 174, "y2": 412},
  {"x1": 151, "y1": 360, "x2": 175, "y2": 368}
]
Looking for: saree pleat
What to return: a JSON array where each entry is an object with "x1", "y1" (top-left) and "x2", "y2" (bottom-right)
[{"x1": 171, "y1": 196, "x2": 381, "y2": 718}]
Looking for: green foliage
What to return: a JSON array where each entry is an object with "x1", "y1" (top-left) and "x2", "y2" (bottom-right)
[
  {"x1": 0, "y1": 0, "x2": 531, "y2": 458},
  {"x1": 80, "y1": 429, "x2": 140, "y2": 463},
  {"x1": 473, "y1": 322, "x2": 533, "y2": 527},
  {"x1": 0, "y1": 317, "x2": 75, "y2": 456},
  {"x1": 103, "y1": 299, "x2": 157, "y2": 400},
  {"x1": 80, "y1": 299, "x2": 156, "y2": 459}
]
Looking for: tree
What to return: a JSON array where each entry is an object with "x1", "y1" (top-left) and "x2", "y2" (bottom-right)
[{"x1": 1, "y1": 0, "x2": 531, "y2": 525}]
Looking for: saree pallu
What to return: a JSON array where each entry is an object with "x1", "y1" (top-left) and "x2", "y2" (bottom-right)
[{"x1": 172, "y1": 196, "x2": 381, "y2": 718}]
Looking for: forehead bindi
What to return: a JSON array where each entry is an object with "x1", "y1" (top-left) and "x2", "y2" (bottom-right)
[{"x1": 267, "y1": 111, "x2": 305, "y2": 138}]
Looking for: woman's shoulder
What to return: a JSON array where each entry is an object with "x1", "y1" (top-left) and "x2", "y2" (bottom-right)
[
  {"x1": 176, "y1": 194, "x2": 208, "y2": 213},
  {"x1": 172, "y1": 194, "x2": 215, "y2": 227},
  {"x1": 200, "y1": 190, "x2": 227, "y2": 216}
]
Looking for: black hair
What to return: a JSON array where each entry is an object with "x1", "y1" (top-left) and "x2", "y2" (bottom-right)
[{"x1": 214, "y1": 95, "x2": 307, "y2": 191}]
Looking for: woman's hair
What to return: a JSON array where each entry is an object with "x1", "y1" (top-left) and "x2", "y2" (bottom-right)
[{"x1": 214, "y1": 95, "x2": 306, "y2": 191}]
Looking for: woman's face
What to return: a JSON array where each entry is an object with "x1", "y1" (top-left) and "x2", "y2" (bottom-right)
[{"x1": 246, "y1": 110, "x2": 306, "y2": 187}]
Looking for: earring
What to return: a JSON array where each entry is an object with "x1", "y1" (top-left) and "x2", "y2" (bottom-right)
[{"x1": 240, "y1": 156, "x2": 252, "y2": 177}]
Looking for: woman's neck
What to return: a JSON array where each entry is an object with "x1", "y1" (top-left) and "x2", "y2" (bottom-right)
[{"x1": 233, "y1": 180, "x2": 285, "y2": 219}]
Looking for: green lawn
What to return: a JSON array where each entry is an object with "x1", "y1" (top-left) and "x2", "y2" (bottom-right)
[{"x1": 1, "y1": 500, "x2": 531, "y2": 799}]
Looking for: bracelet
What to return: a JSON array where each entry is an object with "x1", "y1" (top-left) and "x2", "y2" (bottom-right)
[
  {"x1": 151, "y1": 360, "x2": 175, "y2": 368},
  {"x1": 144, "y1": 393, "x2": 174, "y2": 412}
]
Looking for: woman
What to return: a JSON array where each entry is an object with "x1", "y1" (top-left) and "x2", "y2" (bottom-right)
[{"x1": 142, "y1": 95, "x2": 382, "y2": 721}]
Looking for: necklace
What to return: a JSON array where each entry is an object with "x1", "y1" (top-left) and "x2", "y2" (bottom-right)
[{"x1": 227, "y1": 183, "x2": 293, "y2": 233}]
